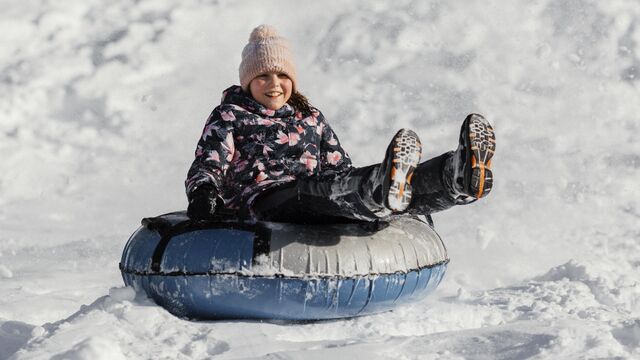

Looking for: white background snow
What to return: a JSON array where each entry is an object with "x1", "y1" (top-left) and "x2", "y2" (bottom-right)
[{"x1": 1, "y1": 0, "x2": 639, "y2": 358}]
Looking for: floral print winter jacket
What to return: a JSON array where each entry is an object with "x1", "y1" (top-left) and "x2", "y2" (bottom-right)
[{"x1": 186, "y1": 85, "x2": 352, "y2": 209}]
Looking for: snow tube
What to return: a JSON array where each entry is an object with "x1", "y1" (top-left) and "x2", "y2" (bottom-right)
[{"x1": 119, "y1": 211, "x2": 449, "y2": 320}]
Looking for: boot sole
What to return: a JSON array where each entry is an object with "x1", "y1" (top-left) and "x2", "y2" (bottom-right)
[
  {"x1": 386, "y1": 129, "x2": 422, "y2": 212},
  {"x1": 465, "y1": 114, "x2": 496, "y2": 198}
]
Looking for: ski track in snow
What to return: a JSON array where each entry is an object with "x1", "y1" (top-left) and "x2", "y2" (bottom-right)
[{"x1": 1, "y1": 0, "x2": 639, "y2": 359}]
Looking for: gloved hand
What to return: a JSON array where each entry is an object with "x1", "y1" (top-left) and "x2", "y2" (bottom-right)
[{"x1": 187, "y1": 184, "x2": 219, "y2": 220}]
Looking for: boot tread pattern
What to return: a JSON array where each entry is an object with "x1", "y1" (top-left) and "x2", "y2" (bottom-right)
[
  {"x1": 468, "y1": 114, "x2": 496, "y2": 198},
  {"x1": 387, "y1": 129, "x2": 422, "y2": 212}
]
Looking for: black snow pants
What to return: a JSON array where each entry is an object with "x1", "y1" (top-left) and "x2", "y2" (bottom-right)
[{"x1": 250, "y1": 152, "x2": 458, "y2": 224}]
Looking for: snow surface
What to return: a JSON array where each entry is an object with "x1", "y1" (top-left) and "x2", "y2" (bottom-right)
[{"x1": 1, "y1": 0, "x2": 639, "y2": 358}]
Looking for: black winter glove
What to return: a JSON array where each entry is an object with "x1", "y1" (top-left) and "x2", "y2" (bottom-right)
[{"x1": 187, "y1": 185, "x2": 219, "y2": 220}]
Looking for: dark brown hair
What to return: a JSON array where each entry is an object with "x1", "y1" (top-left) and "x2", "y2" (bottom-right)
[{"x1": 287, "y1": 91, "x2": 313, "y2": 116}]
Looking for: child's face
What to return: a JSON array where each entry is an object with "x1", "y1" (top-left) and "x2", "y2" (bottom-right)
[{"x1": 249, "y1": 72, "x2": 293, "y2": 110}]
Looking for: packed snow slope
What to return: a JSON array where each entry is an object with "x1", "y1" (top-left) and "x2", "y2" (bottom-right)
[{"x1": 1, "y1": 0, "x2": 639, "y2": 359}]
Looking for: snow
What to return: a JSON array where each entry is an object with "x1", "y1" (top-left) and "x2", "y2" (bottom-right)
[
  {"x1": 0, "y1": 265, "x2": 13, "y2": 279},
  {"x1": 1, "y1": 0, "x2": 639, "y2": 358}
]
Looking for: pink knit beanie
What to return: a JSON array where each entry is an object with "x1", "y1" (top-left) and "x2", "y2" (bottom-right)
[{"x1": 239, "y1": 25, "x2": 298, "y2": 92}]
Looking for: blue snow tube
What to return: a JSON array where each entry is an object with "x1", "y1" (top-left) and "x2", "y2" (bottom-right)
[{"x1": 119, "y1": 211, "x2": 449, "y2": 320}]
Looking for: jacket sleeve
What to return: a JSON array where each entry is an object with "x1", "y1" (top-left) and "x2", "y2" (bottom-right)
[
  {"x1": 317, "y1": 110, "x2": 352, "y2": 176},
  {"x1": 185, "y1": 107, "x2": 235, "y2": 198}
]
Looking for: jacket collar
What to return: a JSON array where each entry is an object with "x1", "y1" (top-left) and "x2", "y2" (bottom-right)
[{"x1": 221, "y1": 85, "x2": 295, "y2": 118}]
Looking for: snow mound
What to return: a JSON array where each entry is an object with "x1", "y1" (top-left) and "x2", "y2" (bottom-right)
[
  {"x1": 12, "y1": 289, "x2": 232, "y2": 359},
  {"x1": 10, "y1": 262, "x2": 640, "y2": 359},
  {"x1": 536, "y1": 259, "x2": 640, "y2": 315},
  {"x1": 48, "y1": 337, "x2": 126, "y2": 360}
]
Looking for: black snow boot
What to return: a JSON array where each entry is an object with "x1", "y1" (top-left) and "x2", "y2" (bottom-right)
[
  {"x1": 365, "y1": 128, "x2": 423, "y2": 215},
  {"x1": 444, "y1": 113, "x2": 496, "y2": 200}
]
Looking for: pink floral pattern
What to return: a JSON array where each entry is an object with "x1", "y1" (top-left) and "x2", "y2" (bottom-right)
[
  {"x1": 326, "y1": 151, "x2": 342, "y2": 165},
  {"x1": 255, "y1": 171, "x2": 268, "y2": 183},
  {"x1": 300, "y1": 151, "x2": 318, "y2": 173},
  {"x1": 186, "y1": 85, "x2": 352, "y2": 208},
  {"x1": 276, "y1": 130, "x2": 289, "y2": 144},
  {"x1": 220, "y1": 111, "x2": 236, "y2": 121},
  {"x1": 326, "y1": 134, "x2": 338, "y2": 146},
  {"x1": 207, "y1": 150, "x2": 220, "y2": 162}
]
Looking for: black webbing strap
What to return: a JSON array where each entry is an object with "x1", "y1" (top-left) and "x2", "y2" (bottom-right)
[
  {"x1": 143, "y1": 210, "x2": 272, "y2": 273},
  {"x1": 148, "y1": 218, "x2": 194, "y2": 272}
]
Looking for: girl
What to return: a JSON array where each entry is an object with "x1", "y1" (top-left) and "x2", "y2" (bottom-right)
[{"x1": 186, "y1": 25, "x2": 495, "y2": 224}]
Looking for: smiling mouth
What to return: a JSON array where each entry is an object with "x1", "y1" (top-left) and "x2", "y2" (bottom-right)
[{"x1": 265, "y1": 91, "x2": 283, "y2": 98}]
